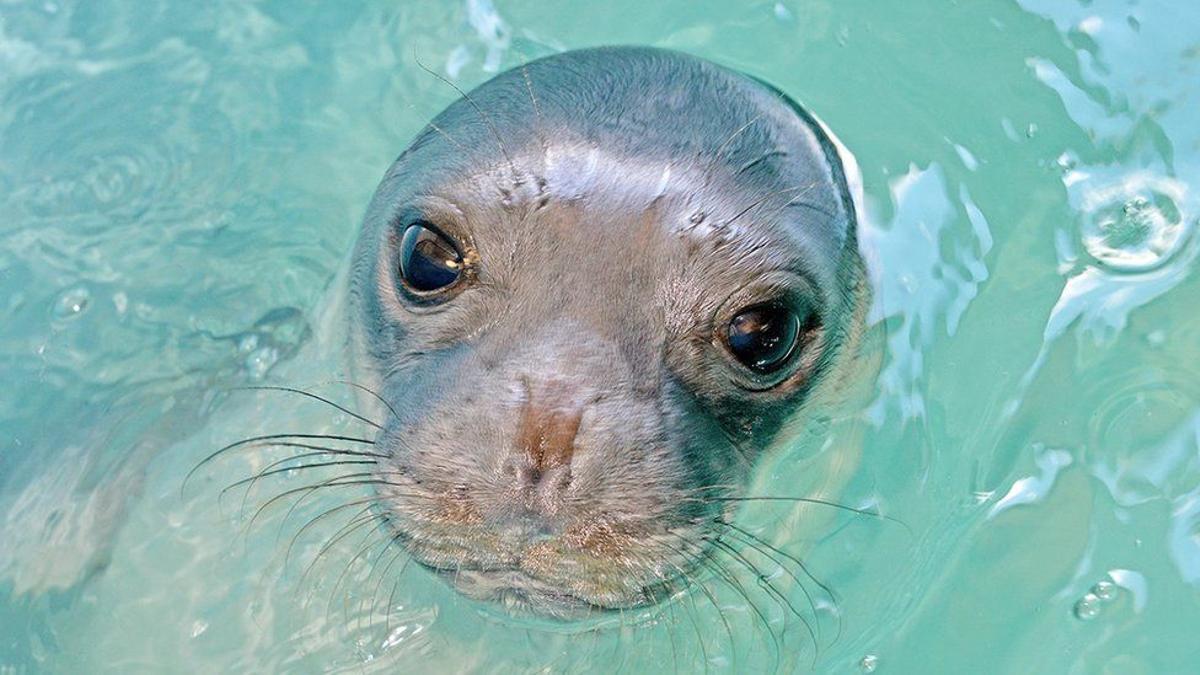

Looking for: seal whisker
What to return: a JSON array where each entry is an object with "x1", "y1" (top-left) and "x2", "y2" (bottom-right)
[
  {"x1": 334, "y1": 380, "x2": 402, "y2": 422},
  {"x1": 184, "y1": 432, "x2": 377, "y2": 493},
  {"x1": 654, "y1": 533, "x2": 737, "y2": 666},
  {"x1": 761, "y1": 190, "x2": 839, "y2": 224},
  {"x1": 700, "y1": 535, "x2": 787, "y2": 667},
  {"x1": 295, "y1": 503, "x2": 380, "y2": 596},
  {"x1": 708, "y1": 496, "x2": 909, "y2": 532},
  {"x1": 716, "y1": 520, "x2": 839, "y2": 606},
  {"x1": 714, "y1": 521, "x2": 837, "y2": 626},
  {"x1": 735, "y1": 149, "x2": 787, "y2": 177},
  {"x1": 224, "y1": 452, "x2": 380, "y2": 514},
  {"x1": 235, "y1": 385, "x2": 383, "y2": 430},
  {"x1": 520, "y1": 62, "x2": 543, "y2": 135},
  {"x1": 248, "y1": 474, "x2": 394, "y2": 536},
  {"x1": 382, "y1": 550, "x2": 416, "y2": 638},
  {"x1": 725, "y1": 182, "x2": 818, "y2": 226},
  {"x1": 293, "y1": 500, "x2": 394, "y2": 592},
  {"x1": 413, "y1": 54, "x2": 518, "y2": 180},
  {"x1": 696, "y1": 546, "x2": 782, "y2": 671},
  {"x1": 324, "y1": 517, "x2": 391, "y2": 626},
  {"x1": 709, "y1": 536, "x2": 818, "y2": 660},
  {"x1": 364, "y1": 533, "x2": 409, "y2": 629},
  {"x1": 711, "y1": 113, "x2": 765, "y2": 167}
]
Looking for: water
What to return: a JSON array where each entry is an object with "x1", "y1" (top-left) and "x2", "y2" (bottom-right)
[{"x1": 1, "y1": 0, "x2": 1197, "y2": 672}]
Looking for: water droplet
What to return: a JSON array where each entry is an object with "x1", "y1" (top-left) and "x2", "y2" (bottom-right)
[
  {"x1": 1091, "y1": 579, "x2": 1117, "y2": 602},
  {"x1": 860, "y1": 654, "x2": 879, "y2": 673},
  {"x1": 1073, "y1": 592, "x2": 1102, "y2": 620},
  {"x1": 52, "y1": 285, "x2": 91, "y2": 319}
]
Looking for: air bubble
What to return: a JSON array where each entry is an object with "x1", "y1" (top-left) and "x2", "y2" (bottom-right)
[
  {"x1": 1091, "y1": 580, "x2": 1117, "y2": 602},
  {"x1": 1073, "y1": 592, "x2": 1102, "y2": 620},
  {"x1": 52, "y1": 285, "x2": 91, "y2": 320},
  {"x1": 1078, "y1": 174, "x2": 1192, "y2": 272},
  {"x1": 860, "y1": 654, "x2": 879, "y2": 672}
]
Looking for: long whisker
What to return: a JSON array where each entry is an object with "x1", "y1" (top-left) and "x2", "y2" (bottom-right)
[
  {"x1": 235, "y1": 385, "x2": 383, "y2": 430},
  {"x1": 184, "y1": 432, "x2": 376, "y2": 492},
  {"x1": 225, "y1": 457, "x2": 379, "y2": 512},
  {"x1": 294, "y1": 503, "x2": 379, "y2": 601},
  {"x1": 383, "y1": 551, "x2": 416, "y2": 638},
  {"x1": 414, "y1": 53, "x2": 517, "y2": 178},
  {"x1": 700, "y1": 548, "x2": 781, "y2": 671},
  {"x1": 709, "y1": 537, "x2": 817, "y2": 660},
  {"x1": 294, "y1": 499, "x2": 384, "y2": 587},
  {"x1": 707, "y1": 495, "x2": 908, "y2": 531},
  {"x1": 718, "y1": 520, "x2": 838, "y2": 606},
  {"x1": 335, "y1": 380, "x2": 401, "y2": 422},
  {"x1": 655, "y1": 533, "x2": 735, "y2": 666},
  {"x1": 725, "y1": 182, "x2": 817, "y2": 226}
]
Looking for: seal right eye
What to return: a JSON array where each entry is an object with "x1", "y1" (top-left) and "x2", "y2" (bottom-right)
[{"x1": 398, "y1": 222, "x2": 464, "y2": 293}]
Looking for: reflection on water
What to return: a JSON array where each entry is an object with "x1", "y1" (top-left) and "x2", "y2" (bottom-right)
[{"x1": 0, "y1": 0, "x2": 1198, "y2": 672}]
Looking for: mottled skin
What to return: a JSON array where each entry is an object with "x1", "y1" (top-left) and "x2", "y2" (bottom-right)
[{"x1": 349, "y1": 46, "x2": 865, "y2": 617}]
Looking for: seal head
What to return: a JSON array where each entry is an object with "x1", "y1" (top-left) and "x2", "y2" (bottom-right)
[{"x1": 350, "y1": 46, "x2": 864, "y2": 617}]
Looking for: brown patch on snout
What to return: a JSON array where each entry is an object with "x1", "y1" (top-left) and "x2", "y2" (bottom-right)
[{"x1": 516, "y1": 379, "x2": 584, "y2": 481}]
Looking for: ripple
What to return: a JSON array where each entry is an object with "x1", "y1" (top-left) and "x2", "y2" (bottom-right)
[
  {"x1": 1078, "y1": 173, "x2": 1193, "y2": 273},
  {"x1": 2, "y1": 40, "x2": 239, "y2": 229},
  {"x1": 1086, "y1": 372, "x2": 1200, "y2": 506}
]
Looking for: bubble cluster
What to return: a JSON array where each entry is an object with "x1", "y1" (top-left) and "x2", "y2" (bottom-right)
[
  {"x1": 1073, "y1": 577, "x2": 1123, "y2": 621},
  {"x1": 1078, "y1": 174, "x2": 1193, "y2": 272}
]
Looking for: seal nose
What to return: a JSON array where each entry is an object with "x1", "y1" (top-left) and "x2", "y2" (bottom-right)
[{"x1": 515, "y1": 379, "x2": 583, "y2": 485}]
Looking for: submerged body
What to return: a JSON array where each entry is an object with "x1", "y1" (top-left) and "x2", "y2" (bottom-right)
[{"x1": 348, "y1": 46, "x2": 866, "y2": 617}]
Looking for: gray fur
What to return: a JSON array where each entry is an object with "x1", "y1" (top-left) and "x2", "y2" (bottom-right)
[{"x1": 348, "y1": 46, "x2": 864, "y2": 617}]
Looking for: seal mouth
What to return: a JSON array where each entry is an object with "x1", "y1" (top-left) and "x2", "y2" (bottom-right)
[
  {"x1": 396, "y1": 520, "x2": 690, "y2": 619},
  {"x1": 420, "y1": 564, "x2": 598, "y2": 617}
]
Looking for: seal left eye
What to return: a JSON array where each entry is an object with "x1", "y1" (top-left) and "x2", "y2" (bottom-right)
[
  {"x1": 398, "y1": 223, "x2": 464, "y2": 293},
  {"x1": 726, "y1": 303, "x2": 801, "y2": 374}
]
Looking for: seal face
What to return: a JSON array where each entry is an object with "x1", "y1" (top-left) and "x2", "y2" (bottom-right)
[{"x1": 350, "y1": 46, "x2": 864, "y2": 617}]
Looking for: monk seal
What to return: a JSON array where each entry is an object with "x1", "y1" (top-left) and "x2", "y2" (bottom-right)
[{"x1": 346, "y1": 45, "x2": 867, "y2": 619}]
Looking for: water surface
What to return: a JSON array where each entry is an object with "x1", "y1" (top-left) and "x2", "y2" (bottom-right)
[{"x1": 1, "y1": 0, "x2": 1198, "y2": 672}]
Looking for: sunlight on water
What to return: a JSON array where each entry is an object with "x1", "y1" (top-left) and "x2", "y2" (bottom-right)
[{"x1": 1, "y1": 0, "x2": 1197, "y2": 672}]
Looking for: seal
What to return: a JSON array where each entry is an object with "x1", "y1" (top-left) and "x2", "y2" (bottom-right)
[{"x1": 348, "y1": 46, "x2": 867, "y2": 618}]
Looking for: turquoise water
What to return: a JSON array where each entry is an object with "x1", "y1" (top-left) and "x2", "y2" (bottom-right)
[{"x1": 1, "y1": 0, "x2": 1198, "y2": 672}]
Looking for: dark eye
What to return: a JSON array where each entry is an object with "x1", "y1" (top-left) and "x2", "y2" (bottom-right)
[
  {"x1": 398, "y1": 222, "x2": 464, "y2": 293},
  {"x1": 725, "y1": 303, "x2": 801, "y2": 373}
]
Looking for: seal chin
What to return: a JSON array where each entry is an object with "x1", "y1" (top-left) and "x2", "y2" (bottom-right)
[{"x1": 422, "y1": 565, "x2": 644, "y2": 620}]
